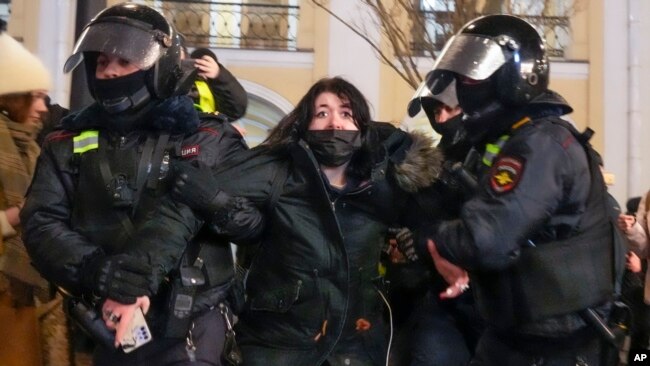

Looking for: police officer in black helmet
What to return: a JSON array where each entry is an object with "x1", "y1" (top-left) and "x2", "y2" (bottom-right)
[
  {"x1": 21, "y1": 2, "x2": 250, "y2": 365},
  {"x1": 418, "y1": 15, "x2": 620, "y2": 365}
]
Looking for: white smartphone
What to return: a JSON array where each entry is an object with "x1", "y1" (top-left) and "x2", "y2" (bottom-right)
[{"x1": 121, "y1": 307, "x2": 153, "y2": 353}]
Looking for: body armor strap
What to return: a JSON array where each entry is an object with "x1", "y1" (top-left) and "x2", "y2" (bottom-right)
[{"x1": 71, "y1": 130, "x2": 172, "y2": 251}]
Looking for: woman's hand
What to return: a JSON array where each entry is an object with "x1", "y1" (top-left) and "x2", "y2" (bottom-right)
[
  {"x1": 617, "y1": 213, "x2": 636, "y2": 232},
  {"x1": 427, "y1": 239, "x2": 470, "y2": 299},
  {"x1": 626, "y1": 251, "x2": 643, "y2": 273},
  {"x1": 102, "y1": 296, "x2": 151, "y2": 348}
]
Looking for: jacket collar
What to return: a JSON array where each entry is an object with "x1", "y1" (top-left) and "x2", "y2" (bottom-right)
[
  {"x1": 291, "y1": 128, "x2": 441, "y2": 194},
  {"x1": 61, "y1": 95, "x2": 200, "y2": 135}
]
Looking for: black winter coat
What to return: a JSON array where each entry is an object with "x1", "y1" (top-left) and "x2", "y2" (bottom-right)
[
  {"x1": 21, "y1": 97, "x2": 248, "y2": 325},
  {"x1": 429, "y1": 93, "x2": 614, "y2": 337},
  {"x1": 211, "y1": 123, "x2": 442, "y2": 363},
  {"x1": 204, "y1": 63, "x2": 248, "y2": 121}
]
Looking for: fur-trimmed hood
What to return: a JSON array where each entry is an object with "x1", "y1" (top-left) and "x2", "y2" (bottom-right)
[
  {"x1": 61, "y1": 95, "x2": 199, "y2": 135},
  {"x1": 392, "y1": 130, "x2": 443, "y2": 193}
]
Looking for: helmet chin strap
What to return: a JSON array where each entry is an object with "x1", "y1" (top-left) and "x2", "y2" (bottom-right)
[
  {"x1": 92, "y1": 69, "x2": 153, "y2": 115},
  {"x1": 100, "y1": 85, "x2": 151, "y2": 114}
]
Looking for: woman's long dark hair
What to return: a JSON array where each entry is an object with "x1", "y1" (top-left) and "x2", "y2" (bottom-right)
[
  {"x1": 264, "y1": 77, "x2": 375, "y2": 179},
  {"x1": 265, "y1": 77, "x2": 370, "y2": 146}
]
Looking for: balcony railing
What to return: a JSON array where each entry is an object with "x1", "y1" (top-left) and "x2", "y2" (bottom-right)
[
  {"x1": 412, "y1": 11, "x2": 572, "y2": 59},
  {"x1": 137, "y1": 1, "x2": 299, "y2": 50}
]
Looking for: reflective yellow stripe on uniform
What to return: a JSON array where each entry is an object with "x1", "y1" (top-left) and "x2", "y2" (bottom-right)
[
  {"x1": 193, "y1": 80, "x2": 216, "y2": 113},
  {"x1": 73, "y1": 130, "x2": 99, "y2": 154},
  {"x1": 482, "y1": 135, "x2": 510, "y2": 167},
  {"x1": 481, "y1": 117, "x2": 531, "y2": 167}
]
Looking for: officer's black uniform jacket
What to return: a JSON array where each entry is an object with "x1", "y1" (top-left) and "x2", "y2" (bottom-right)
[
  {"x1": 204, "y1": 63, "x2": 247, "y2": 121},
  {"x1": 210, "y1": 123, "x2": 441, "y2": 363},
  {"x1": 429, "y1": 92, "x2": 614, "y2": 337},
  {"x1": 21, "y1": 96, "x2": 248, "y2": 323}
]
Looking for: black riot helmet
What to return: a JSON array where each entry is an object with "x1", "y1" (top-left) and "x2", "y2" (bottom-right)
[
  {"x1": 432, "y1": 15, "x2": 549, "y2": 117},
  {"x1": 63, "y1": 3, "x2": 184, "y2": 114}
]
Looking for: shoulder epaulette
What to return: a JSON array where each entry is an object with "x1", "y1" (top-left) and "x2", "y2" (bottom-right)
[
  {"x1": 197, "y1": 126, "x2": 220, "y2": 136},
  {"x1": 45, "y1": 130, "x2": 76, "y2": 143}
]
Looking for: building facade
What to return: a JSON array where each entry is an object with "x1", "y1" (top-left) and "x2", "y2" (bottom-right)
[{"x1": 5, "y1": 0, "x2": 649, "y2": 205}]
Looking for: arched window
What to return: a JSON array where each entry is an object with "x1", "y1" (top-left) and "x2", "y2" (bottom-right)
[{"x1": 236, "y1": 80, "x2": 293, "y2": 147}]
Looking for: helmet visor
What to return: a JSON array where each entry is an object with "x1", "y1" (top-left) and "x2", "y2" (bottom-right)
[
  {"x1": 407, "y1": 71, "x2": 457, "y2": 117},
  {"x1": 64, "y1": 20, "x2": 166, "y2": 73},
  {"x1": 433, "y1": 34, "x2": 508, "y2": 81}
]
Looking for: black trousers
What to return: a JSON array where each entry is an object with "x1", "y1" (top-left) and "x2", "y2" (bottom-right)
[{"x1": 93, "y1": 308, "x2": 226, "y2": 366}]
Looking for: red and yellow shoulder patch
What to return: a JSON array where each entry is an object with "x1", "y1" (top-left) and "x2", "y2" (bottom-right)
[{"x1": 489, "y1": 156, "x2": 524, "y2": 194}]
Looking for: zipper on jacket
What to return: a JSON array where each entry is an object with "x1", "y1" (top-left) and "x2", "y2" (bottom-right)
[
  {"x1": 312, "y1": 268, "x2": 329, "y2": 342},
  {"x1": 330, "y1": 196, "x2": 339, "y2": 213},
  {"x1": 329, "y1": 183, "x2": 372, "y2": 213}
]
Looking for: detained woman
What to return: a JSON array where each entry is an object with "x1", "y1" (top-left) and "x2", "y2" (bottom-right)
[{"x1": 171, "y1": 77, "x2": 443, "y2": 365}]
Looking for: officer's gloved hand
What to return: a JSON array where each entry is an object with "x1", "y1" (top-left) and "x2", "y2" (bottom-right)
[
  {"x1": 388, "y1": 227, "x2": 419, "y2": 262},
  {"x1": 85, "y1": 254, "x2": 157, "y2": 304},
  {"x1": 172, "y1": 160, "x2": 229, "y2": 218}
]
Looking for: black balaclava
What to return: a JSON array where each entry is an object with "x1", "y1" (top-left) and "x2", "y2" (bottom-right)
[
  {"x1": 92, "y1": 69, "x2": 151, "y2": 115},
  {"x1": 304, "y1": 130, "x2": 362, "y2": 167},
  {"x1": 455, "y1": 74, "x2": 514, "y2": 145},
  {"x1": 455, "y1": 76, "x2": 496, "y2": 117},
  {"x1": 431, "y1": 113, "x2": 463, "y2": 138}
]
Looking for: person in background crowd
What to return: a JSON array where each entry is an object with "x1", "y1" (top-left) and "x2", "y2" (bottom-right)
[
  {"x1": 36, "y1": 96, "x2": 69, "y2": 147},
  {"x1": 169, "y1": 76, "x2": 442, "y2": 365},
  {"x1": 187, "y1": 47, "x2": 248, "y2": 122},
  {"x1": 21, "y1": 3, "x2": 250, "y2": 365},
  {"x1": 619, "y1": 193, "x2": 650, "y2": 350},
  {"x1": 622, "y1": 249, "x2": 650, "y2": 350},
  {"x1": 419, "y1": 15, "x2": 619, "y2": 365},
  {"x1": 0, "y1": 22, "x2": 70, "y2": 366}
]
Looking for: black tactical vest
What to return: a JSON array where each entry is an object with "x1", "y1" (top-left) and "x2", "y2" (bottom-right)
[{"x1": 470, "y1": 121, "x2": 616, "y2": 329}]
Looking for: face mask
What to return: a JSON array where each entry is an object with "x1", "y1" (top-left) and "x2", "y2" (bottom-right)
[
  {"x1": 304, "y1": 130, "x2": 362, "y2": 167},
  {"x1": 92, "y1": 69, "x2": 150, "y2": 114},
  {"x1": 456, "y1": 77, "x2": 495, "y2": 116},
  {"x1": 431, "y1": 113, "x2": 463, "y2": 138}
]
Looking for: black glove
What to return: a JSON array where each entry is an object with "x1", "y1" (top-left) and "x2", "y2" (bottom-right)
[
  {"x1": 172, "y1": 160, "x2": 229, "y2": 218},
  {"x1": 388, "y1": 227, "x2": 419, "y2": 262},
  {"x1": 85, "y1": 254, "x2": 157, "y2": 304}
]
